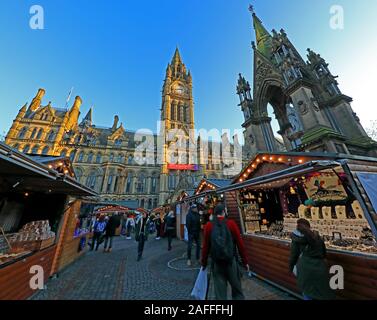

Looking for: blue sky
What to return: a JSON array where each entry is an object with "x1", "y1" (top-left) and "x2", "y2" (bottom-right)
[{"x1": 0, "y1": 0, "x2": 376, "y2": 138}]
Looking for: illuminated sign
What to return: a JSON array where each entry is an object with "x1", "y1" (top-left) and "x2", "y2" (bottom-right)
[{"x1": 167, "y1": 164, "x2": 199, "y2": 171}]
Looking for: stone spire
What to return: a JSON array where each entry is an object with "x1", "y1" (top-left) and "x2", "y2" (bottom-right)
[
  {"x1": 249, "y1": 5, "x2": 272, "y2": 58},
  {"x1": 80, "y1": 107, "x2": 93, "y2": 127},
  {"x1": 66, "y1": 96, "x2": 82, "y2": 131}
]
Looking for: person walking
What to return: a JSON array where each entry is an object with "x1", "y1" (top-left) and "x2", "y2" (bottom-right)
[
  {"x1": 91, "y1": 215, "x2": 107, "y2": 251},
  {"x1": 135, "y1": 212, "x2": 150, "y2": 261},
  {"x1": 186, "y1": 204, "x2": 202, "y2": 266},
  {"x1": 289, "y1": 218, "x2": 335, "y2": 300},
  {"x1": 154, "y1": 213, "x2": 162, "y2": 240},
  {"x1": 104, "y1": 213, "x2": 121, "y2": 253},
  {"x1": 164, "y1": 211, "x2": 176, "y2": 251},
  {"x1": 201, "y1": 203, "x2": 250, "y2": 300}
]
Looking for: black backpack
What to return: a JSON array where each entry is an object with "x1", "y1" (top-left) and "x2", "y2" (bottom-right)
[{"x1": 210, "y1": 217, "x2": 235, "y2": 264}]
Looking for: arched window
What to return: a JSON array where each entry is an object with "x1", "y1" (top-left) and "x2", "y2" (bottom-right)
[
  {"x1": 13, "y1": 143, "x2": 19, "y2": 151},
  {"x1": 151, "y1": 176, "x2": 157, "y2": 193},
  {"x1": 23, "y1": 145, "x2": 30, "y2": 153},
  {"x1": 86, "y1": 173, "x2": 97, "y2": 189},
  {"x1": 128, "y1": 155, "x2": 133, "y2": 165},
  {"x1": 168, "y1": 174, "x2": 176, "y2": 190},
  {"x1": 148, "y1": 199, "x2": 152, "y2": 209},
  {"x1": 30, "y1": 128, "x2": 37, "y2": 139},
  {"x1": 70, "y1": 151, "x2": 76, "y2": 162},
  {"x1": 153, "y1": 198, "x2": 158, "y2": 209},
  {"x1": 96, "y1": 153, "x2": 102, "y2": 164},
  {"x1": 171, "y1": 102, "x2": 176, "y2": 120},
  {"x1": 115, "y1": 138, "x2": 122, "y2": 146},
  {"x1": 36, "y1": 128, "x2": 43, "y2": 140},
  {"x1": 42, "y1": 146, "x2": 49, "y2": 155},
  {"x1": 117, "y1": 154, "x2": 123, "y2": 163},
  {"x1": 87, "y1": 152, "x2": 94, "y2": 163},
  {"x1": 31, "y1": 145, "x2": 40, "y2": 154},
  {"x1": 138, "y1": 174, "x2": 146, "y2": 193},
  {"x1": 47, "y1": 130, "x2": 55, "y2": 142},
  {"x1": 18, "y1": 127, "x2": 27, "y2": 139},
  {"x1": 109, "y1": 153, "x2": 114, "y2": 162},
  {"x1": 75, "y1": 168, "x2": 83, "y2": 183},
  {"x1": 125, "y1": 175, "x2": 132, "y2": 193},
  {"x1": 78, "y1": 151, "x2": 84, "y2": 162},
  {"x1": 140, "y1": 199, "x2": 145, "y2": 208},
  {"x1": 61, "y1": 149, "x2": 67, "y2": 158},
  {"x1": 106, "y1": 175, "x2": 114, "y2": 193}
]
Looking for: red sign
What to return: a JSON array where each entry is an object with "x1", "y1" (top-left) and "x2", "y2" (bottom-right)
[{"x1": 167, "y1": 164, "x2": 199, "y2": 171}]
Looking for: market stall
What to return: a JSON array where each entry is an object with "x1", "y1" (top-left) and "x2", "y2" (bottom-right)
[
  {"x1": 216, "y1": 152, "x2": 377, "y2": 300},
  {"x1": 0, "y1": 143, "x2": 96, "y2": 300}
]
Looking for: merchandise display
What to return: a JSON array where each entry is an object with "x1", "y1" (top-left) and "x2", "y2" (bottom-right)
[
  {"x1": 237, "y1": 168, "x2": 377, "y2": 256},
  {"x1": 7, "y1": 220, "x2": 56, "y2": 254}
]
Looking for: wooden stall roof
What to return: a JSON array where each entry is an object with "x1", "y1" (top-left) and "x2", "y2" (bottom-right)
[
  {"x1": 95, "y1": 205, "x2": 132, "y2": 214},
  {"x1": 233, "y1": 151, "x2": 377, "y2": 184},
  {"x1": 195, "y1": 178, "x2": 232, "y2": 195},
  {"x1": 0, "y1": 142, "x2": 97, "y2": 196}
]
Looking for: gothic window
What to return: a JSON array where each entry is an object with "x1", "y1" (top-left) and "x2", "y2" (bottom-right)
[
  {"x1": 168, "y1": 174, "x2": 176, "y2": 190},
  {"x1": 153, "y1": 198, "x2": 158, "y2": 209},
  {"x1": 30, "y1": 128, "x2": 38, "y2": 139},
  {"x1": 75, "y1": 168, "x2": 83, "y2": 183},
  {"x1": 151, "y1": 176, "x2": 157, "y2": 193},
  {"x1": 87, "y1": 152, "x2": 94, "y2": 163},
  {"x1": 47, "y1": 130, "x2": 55, "y2": 142},
  {"x1": 115, "y1": 138, "x2": 122, "y2": 146},
  {"x1": 42, "y1": 146, "x2": 49, "y2": 155},
  {"x1": 18, "y1": 127, "x2": 27, "y2": 139},
  {"x1": 138, "y1": 174, "x2": 146, "y2": 193},
  {"x1": 117, "y1": 154, "x2": 123, "y2": 163},
  {"x1": 107, "y1": 175, "x2": 113, "y2": 193},
  {"x1": 171, "y1": 103, "x2": 176, "y2": 120},
  {"x1": 23, "y1": 145, "x2": 30, "y2": 153},
  {"x1": 36, "y1": 128, "x2": 43, "y2": 140},
  {"x1": 114, "y1": 174, "x2": 120, "y2": 193},
  {"x1": 148, "y1": 199, "x2": 152, "y2": 209},
  {"x1": 13, "y1": 143, "x2": 19, "y2": 151},
  {"x1": 75, "y1": 135, "x2": 81, "y2": 144},
  {"x1": 31, "y1": 145, "x2": 40, "y2": 154},
  {"x1": 109, "y1": 153, "x2": 114, "y2": 162},
  {"x1": 128, "y1": 155, "x2": 133, "y2": 165},
  {"x1": 70, "y1": 151, "x2": 76, "y2": 162},
  {"x1": 78, "y1": 151, "x2": 84, "y2": 162},
  {"x1": 86, "y1": 173, "x2": 97, "y2": 189},
  {"x1": 177, "y1": 104, "x2": 181, "y2": 121},
  {"x1": 140, "y1": 199, "x2": 145, "y2": 209},
  {"x1": 125, "y1": 175, "x2": 132, "y2": 193},
  {"x1": 96, "y1": 153, "x2": 102, "y2": 164},
  {"x1": 60, "y1": 149, "x2": 67, "y2": 158}
]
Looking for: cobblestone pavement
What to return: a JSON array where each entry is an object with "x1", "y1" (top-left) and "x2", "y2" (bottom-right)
[{"x1": 32, "y1": 237, "x2": 296, "y2": 300}]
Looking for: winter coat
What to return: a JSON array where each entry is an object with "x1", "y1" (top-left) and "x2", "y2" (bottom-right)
[
  {"x1": 186, "y1": 209, "x2": 201, "y2": 235},
  {"x1": 135, "y1": 216, "x2": 150, "y2": 241},
  {"x1": 105, "y1": 215, "x2": 121, "y2": 237},
  {"x1": 289, "y1": 230, "x2": 336, "y2": 300}
]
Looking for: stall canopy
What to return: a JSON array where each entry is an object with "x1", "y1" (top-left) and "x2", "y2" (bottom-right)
[
  {"x1": 195, "y1": 178, "x2": 232, "y2": 195},
  {"x1": 0, "y1": 142, "x2": 97, "y2": 196}
]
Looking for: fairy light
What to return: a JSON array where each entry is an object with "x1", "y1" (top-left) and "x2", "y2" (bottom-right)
[
  {"x1": 278, "y1": 158, "x2": 283, "y2": 162},
  {"x1": 298, "y1": 159, "x2": 304, "y2": 164},
  {"x1": 256, "y1": 159, "x2": 260, "y2": 163}
]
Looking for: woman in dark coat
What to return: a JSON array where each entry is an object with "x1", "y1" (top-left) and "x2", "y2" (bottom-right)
[
  {"x1": 164, "y1": 211, "x2": 176, "y2": 251},
  {"x1": 289, "y1": 218, "x2": 335, "y2": 300}
]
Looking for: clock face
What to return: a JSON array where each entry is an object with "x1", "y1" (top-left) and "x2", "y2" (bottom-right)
[{"x1": 173, "y1": 84, "x2": 187, "y2": 95}]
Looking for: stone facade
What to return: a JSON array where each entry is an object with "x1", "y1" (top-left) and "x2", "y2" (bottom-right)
[
  {"x1": 237, "y1": 8, "x2": 377, "y2": 159},
  {"x1": 5, "y1": 49, "x2": 234, "y2": 208}
]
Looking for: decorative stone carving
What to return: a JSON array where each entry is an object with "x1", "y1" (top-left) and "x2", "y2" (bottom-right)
[{"x1": 297, "y1": 100, "x2": 308, "y2": 115}]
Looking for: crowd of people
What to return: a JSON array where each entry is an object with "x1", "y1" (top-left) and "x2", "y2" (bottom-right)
[{"x1": 87, "y1": 203, "x2": 334, "y2": 301}]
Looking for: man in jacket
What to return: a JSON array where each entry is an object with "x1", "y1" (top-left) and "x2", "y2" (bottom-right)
[
  {"x1": 186, "y1": 204, "x2": 202, "y2": 266},
  {"x1": 135, "y1": 212, "x2": 150, "y2": 261},
  {"x1": 104, "y1": 213, "x2": 121, "y2": 253},
  {"x1": 201, "y1": 203, "x2": 250, "y2": 300}
]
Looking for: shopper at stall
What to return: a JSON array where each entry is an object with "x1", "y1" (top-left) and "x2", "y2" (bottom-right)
[
  {"x1": 91, "y1": 215, "x2": 107, "y2": 251},
  {"x1": 289, "y1": 218, "x2": 335, "y2": 300},
  {"x1": 135, "y1": 212, "x2": 151, "y2": 261},
  {"x1": 186, "y1": 204, "x2": 202, "y2": 266},
  {"x1": 103, "y1": 213, "x2": 121, "y2": 253},
  {"x1": 164, "y1": 210, "x2": 176, "y2": 251},
  {"x1": 125, "y1": 215, "x2": 134, "y2": 240},
  {"x1": 201, "y1": 203, "x2": 250, "y2": 300}
]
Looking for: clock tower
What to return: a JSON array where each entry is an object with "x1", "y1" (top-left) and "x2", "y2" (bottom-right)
[{"x1": 159, "y1": 48, "x2": 196, "y2": 205}]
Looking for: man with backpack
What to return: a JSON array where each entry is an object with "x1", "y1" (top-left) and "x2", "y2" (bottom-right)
[
  {"x1": 186, "y1": 204, "x2": 202, "y2": 266},
  {"x1": 201, "y1": 203, "x2": 250, "y2": 300}
]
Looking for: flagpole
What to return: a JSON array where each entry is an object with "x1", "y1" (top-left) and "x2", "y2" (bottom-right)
[{"x1": 65, "y1": 87, "x2": 74, "y2": 110}]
